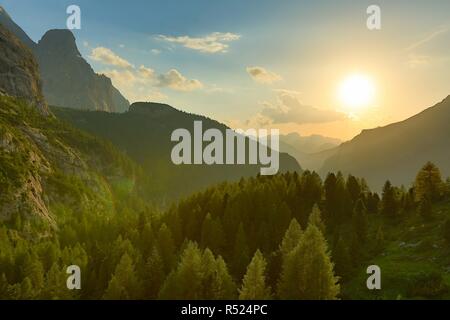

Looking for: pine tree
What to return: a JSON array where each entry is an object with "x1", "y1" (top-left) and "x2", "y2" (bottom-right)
[
  {"x1": 157, "y1": 223, "x2": 176, "y2": 273},
  {"x1": 202, "y1": 250, "x2": 236, "y2": 299},
  {"x1": 44, "y1": 263, "x2": 74, "y2": 300},
  {"x1": 381, "y1": 180, "x2": 398, "y2": 216},
  {"x1": 143, "y1": 246, "x2": 165, "y2": 299},
  {"x1": 239, "y1": 250, "x2": 272, "y2": 300},
  {"x1": 352, "y1": 199, "x2": 368, "y2": 243},
  {"x1": 415, "y1": 162, "x2": 443, "y2": 202},
  {"x1": 332, "y1": 235, "x2": 352, "y2": 280},
  {"x1": 231, "y1": 223, "x2": 250, "y2": 280},
  {"x1": 159, "y1": 242, "x2": 203, "y2": 300},
  {"x1": 278, "y1": 223, "x2": 340, "y2": 300},
  {"x1": 201, "y1": 213, "x2": 225, "y2": 253},
  {"x1": 104, "y1": 253, "x2": 141, "y2": 299},
  {"x1": 308, "y1": 204, "x2": 326, "y2": 235},
  {"x1": 22, "y1": 254, "x2": 44, "y2": 293},
  {"x1": 346, "y1": 175, "x2": 361, "y2": 204},
  {"x1": 279, "y1": 218, "x2": 303, "y2": 258}
]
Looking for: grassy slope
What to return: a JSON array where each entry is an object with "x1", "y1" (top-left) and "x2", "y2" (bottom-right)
[
  {"x1": 345, "y1": 200, "x2": 450, "y2": 299},
  {"x1": 0, "y1": 95, "x2": 144, "y2": 231}
]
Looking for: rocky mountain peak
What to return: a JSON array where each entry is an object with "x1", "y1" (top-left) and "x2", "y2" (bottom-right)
[
  {"x1": 37, "y1": 29, "x2": 80, "y2": 57},
  {"x1": 0, "y1": 24, "x2": 49, "y2": 114}
]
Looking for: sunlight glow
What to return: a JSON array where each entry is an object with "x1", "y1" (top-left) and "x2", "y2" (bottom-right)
[{"x1": 338, "y1": 74, "x2": 376, "y2": 111}]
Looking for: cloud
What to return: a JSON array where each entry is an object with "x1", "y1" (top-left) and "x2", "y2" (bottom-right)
[
  {"x1": 157, "y1": 32, "x2": 241, "y2": 53},
  {"x1": 89, "y1": 47, "x2": 134, "y2": 69},
  {"x1": 138, "y1": 65, "x2": 156, "y2": 79},
  {"x1": 102, "y1": 63, "x2": 203, "y2": 104},
  {"x1": 151, "y1": 49, "x2": 161, "y2": 55},
  {"x1": 156, "y1": 69, "x2": 203, "y2": 91},
  {"x1": 246, "y1": 66, "x2": 282, "y2": 84},
  {"x1": 260, "y1": 90, "x2": 346, "y2": 125},
  {"x1": 406, "y1": 54, "x2": 431, "y2": 68},
  {"x1": 405, "y1": 26, "x2": 449, "y2": 52},
  {"x1": 101, "y1": 68, "x2": 167, "y2": 103}
]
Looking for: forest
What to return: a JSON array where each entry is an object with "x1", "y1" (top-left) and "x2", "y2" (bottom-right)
[{"x1": 1, "y1": 152, "x2": 449, "y2": 299}]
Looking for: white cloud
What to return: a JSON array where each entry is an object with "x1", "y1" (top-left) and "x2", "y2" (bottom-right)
[
  {"x1": 157, "y1": 32, "x2": 241, "y2": 53},
  {"x1": 260, "y1": 90, "x2": 346, "y2": 125},
  {"x1": 89, "y1": 47, "x2": 134, "y2": 69},
  {"x1": 406, "y1": 54, "x2": 431, "y2": 68},
  {"x1": 138, "y1": 65, "x2": 156, "y2": 79},
  {"x1": 102, "y1": 69, "x2": 138, "y2": 87},
  {"x1": 246, "y1": 66, "x2": 282, "y2": 84},
  {"x1": 151, "y1": 49, "x2": 161, "y2": 55},
  {"x1": 101, "y1": 68, "x2": 167, "y2": 103},
  {"x1": 405, "y1": 26, "x2": 449, "y2": 52},
  {"x1": 102, "y1": 64, "x2": 203, "y2": 104},
  {"x1": 156, "y1": 69, "x2": 203, "y2": 91}
]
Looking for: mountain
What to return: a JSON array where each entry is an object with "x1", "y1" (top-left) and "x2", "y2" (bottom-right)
[
  {"x1": 278, "y1": 133, "x2": 341, "y2": 171},
  {"x1": 0, "y1": 6, "x2": 129, "y2": 112},
  {"x1": 34, "y1": 29, "x2": 130, "y2": 112},
  {"x1": 53, "y1": 102, "x2": 302, "y2": 200},
  {"x1": 0, "y1": 24, "x2": 143, "y2": 227},
  {"x1": 0, "y1": 23, "x2": 48, "y2": 115},
  {"x1": 281, "y1": 132, "x2": 341, "y2": 154},
  {"x1": 321, "y1": 96, "x2": 450, "y2": 190}
]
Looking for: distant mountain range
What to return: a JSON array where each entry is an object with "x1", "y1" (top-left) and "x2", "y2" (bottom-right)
[
  {"x1": 321, "y1": 96, "x2": 450, "y2": 190},
  {"x1": 0, "y1": 6, "x2": 129, "y2": 112},
  {"x1": 278, "y1": 133, "x2": 341, "y2": 171}
]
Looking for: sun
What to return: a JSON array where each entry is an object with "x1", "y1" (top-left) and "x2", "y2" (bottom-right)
[{"x1": 338, "y1": 74, "x2": 376, "y2": 111}]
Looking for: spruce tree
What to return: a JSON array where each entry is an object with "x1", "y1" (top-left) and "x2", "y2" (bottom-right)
[
  {"x1": 278, "y1": 223, "x2": 340, "y2": 300},
  {"x1": 415, "y1": 162, "x2": 443, "y2": 202},
  {"x1": 231, "y1": 223, "x2": 250, "y2": 280},
  {"x1": 279, "y1": 218, "x2": 303, "y2": 258},
  {"x1": 204, "y1": 252, "x2": 236, "y2": 299},
  {"x1": 352, "y1": 199, "x2": 368, "y2": 243},
  {"x1": 159, "y1": 242, "x2": 203, "y2": 300},
  {"x1": 157, "y1": 224, "x2": 176, "y2": 273},
  {"x1": 381, "y1": 180, "x2": 398, "y2": 216},
  {"x1": 143, "y1": 246, "x2": 165, "y2": 299},
  {"x1": 104, "y1": 253, "x2": 140, "y2": 299},
  {"x1": 239, "y1": 250, "x2": 272, "y2": 300},
  {"x1": 308, "y1": 204, "x2": 326, "y2": 235}
]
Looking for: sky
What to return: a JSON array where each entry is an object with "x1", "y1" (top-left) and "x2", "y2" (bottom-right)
[{"x1": 2, "y1": 0, "x2": 450, "y2": 141}]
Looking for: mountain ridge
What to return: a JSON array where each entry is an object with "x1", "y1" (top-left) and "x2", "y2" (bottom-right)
[
  {"x1": 53, "y1": 101, "x2": 302, "y2": 200},
  {"x1": 321, "y1": 95, "x2": 450, "y2": 190}
]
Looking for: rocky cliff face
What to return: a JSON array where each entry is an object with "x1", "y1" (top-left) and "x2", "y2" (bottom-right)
[
  {"x1": 0, "y1": 6, "x2": 130, "y2": 113},
  {"x1": 0, "y1": 23, "x2": 49, "y2": 114},
  {"x1": 35, "y1": 29, "x2": 130, "y2": 112}
]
